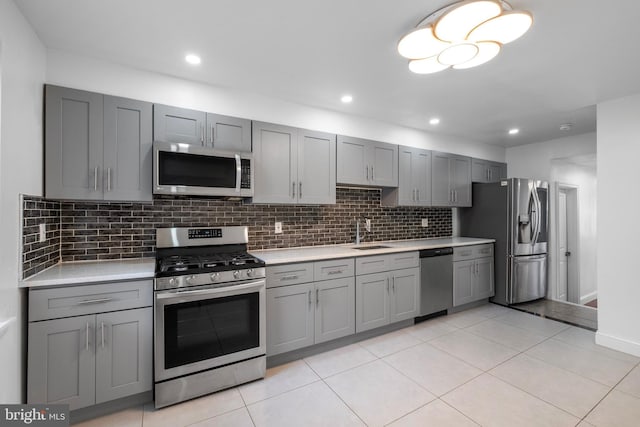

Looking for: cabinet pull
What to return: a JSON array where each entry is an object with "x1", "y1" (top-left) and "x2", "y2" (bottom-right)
[
  {"x1": 101, "y1": 322, "x2": 105, "y2": 348},
  {"x1": 281, "y1": 275, "x2": 299, "y2": 281},
  {"x1": 327, "y1": 270, "x2": 343, "y2": 275},
  {"x1": 316, "y1": 288, "x2": 319, "y2": 308},
  {"x1": 77, "y1": 297, "x2": 113, "y2": 305},
  {"x1": 94, "y1": 167, "x2": 99, "y2": 191},
  {"x1": 371, "y1": 166, "x2": 374, "y2": 180},
  {"x1": 292, "y1": 182, "x2": 296, "y2": 198},
  {"x1": 85, "y1": 322, "x2": 90, "y2": 351},
  {"x1": 308, "y1": 290, "x2": 312, "y2": 309},
  {"x1": 211, "y1": 124, "x2": 215, "y2": 145},
  {"x1": 107, "y1": 168, "x2": 111, "y2": 192},
  {"x1": 366, "y1": 165, "x2": 369, "y2": 180},
  {"x1": 299, "y1": 182, "x2": 302, "y2": 199},
  {"x1": 200, "y1": 125, "x2": 204, "y2": 145},
  {"x1": 392, "y1": 277, "x2": 395, "y2": 293},
  {"x1": 386, "y1": 278, "x2": 390, "y2": 294}
]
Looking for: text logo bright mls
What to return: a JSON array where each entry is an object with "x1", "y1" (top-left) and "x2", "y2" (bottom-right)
[{"x1": 1, "y1": 405, "x2": 68, "y2": 426}]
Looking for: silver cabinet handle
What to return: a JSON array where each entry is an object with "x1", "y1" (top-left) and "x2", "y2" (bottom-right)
[
  {"x1": 386, "y1": 278, "x2": 390, "y2": 294},
  {"x1": 392, "y1": 277, "x2": 396, "y2": 293},
  {"x1": 292, "y1": 182, "x2": 296, "y2": 198},
  {"x1": 299, "y1": 182, "x2": 302, "y2": 199},
  {"x1": 316, "y1": 288, "x2": 319, "y2": 308},
  {"x1": 281, "y1": 275, "x2": 299, "y2": 281},
  {"x1": 327, "y1": 270, "x2": 343, "y2": 275},
  {"x1": 77, "y1": 297, "x2": 113, "y2": 305},
  {"x1": 308, "y1": 290, "x2": 312, "y2": 309},
  {"x1": 366, "y1": 165, "x2": 369, "y2": 180},
  {"x1": 211, "y1": 124, "x2": 215, "y2": 145},
  {"x1": 101, "y1": 322, "x2": 105, "y2": 348},
  {"x1": 94, "y1": 167, "x2": 99, "y2": 191},
  {"x1": 200, "y1": 125, "x2": 204, "y2": 145},
  {"x1": 371, "y1": 166, "x2": 374, "y2": 181},
  {"x1": 85, "y1": 322, "x2": 90, "y2": 351},
  {"x1": 107, "y1": 167, "x2": 111, "y2": 192}
]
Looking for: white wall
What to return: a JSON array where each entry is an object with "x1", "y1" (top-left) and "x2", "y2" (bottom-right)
[
  {"x1": 0, "y1": 0, "x2": 46, "y2": 404},
  {"x1": 596, "y1": 93, "x2": 640, "y2": 356},
  {"x1": 46, "y1": 49, "x2": 505, "y2": 162},
  {"x1": 506, "y1": 133, "x2": 597, "y2": 303}
]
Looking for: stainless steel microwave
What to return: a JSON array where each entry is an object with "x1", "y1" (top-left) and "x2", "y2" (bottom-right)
[{"x1": 153, "y1": 141, "x2": 253, "y2": 197}]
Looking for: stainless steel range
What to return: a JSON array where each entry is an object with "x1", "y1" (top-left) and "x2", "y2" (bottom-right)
[{"x1": 153, "y1": 226, "x2": 266, "y2": 408}]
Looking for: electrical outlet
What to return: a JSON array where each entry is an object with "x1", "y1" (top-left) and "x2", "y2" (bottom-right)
[
  {"x1": 39, "y1": 223, "x2": 46, "y2": 242},
  {"x1": 421, "y1": 218, "x2": 429, "y2": 227},
  {"x1": 365, "y1": 218, "x2": 371, "y2": 232},
  {"x1": 274, "y1": 221, "x2": 283, "y2": 234}
]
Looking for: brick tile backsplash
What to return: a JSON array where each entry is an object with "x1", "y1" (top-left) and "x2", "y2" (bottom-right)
[{"x1": 22, "y1": 188, "x2": 451, "y2": 278}]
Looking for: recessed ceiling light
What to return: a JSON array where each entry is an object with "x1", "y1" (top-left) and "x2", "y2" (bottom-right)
[
  {"x1": 341, "y1": 94, "x2": 353, "y2": 103},
  {"x1": 429, "y1": 118, "x2": 440, "y2": 125},
  {"x1": 185, "y1": 54, "x2": 201, "y2": 65},
  {"x1": 508, "y1": 128, "x2": 520, "y2": 135}
]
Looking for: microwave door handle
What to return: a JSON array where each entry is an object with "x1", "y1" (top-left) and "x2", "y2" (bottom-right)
[{"x1": 235, "y1": 154, "x2": 241, "y2": 193}]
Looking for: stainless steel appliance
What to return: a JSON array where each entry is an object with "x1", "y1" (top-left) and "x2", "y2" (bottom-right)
[
  {"x1": 419, "y1": 247, "x2": 453, "y2": 317},
  {"x1": 154, "y1": 227, "x2": 266, "y2": 408},
  {"x1": 460, "y1": 178, "x2": 549, "y2": 305},
  {"x1": 153, "y1": 141, "x2": 253, "y2": 197}
]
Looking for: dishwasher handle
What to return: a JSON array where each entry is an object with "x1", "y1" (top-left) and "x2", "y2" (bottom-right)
[{"x1": 419, "y1": 247, "x2": 454, "y2": 258}]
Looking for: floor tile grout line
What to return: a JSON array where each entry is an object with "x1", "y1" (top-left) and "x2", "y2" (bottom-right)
[
  {"x1": 437, "y1": 397, "x2": 483, "y2": 426},
  {"x1": 235, "y1": 386, "x2": 258, "y2": 427},
  {"x1": 318, "y1": 374, "x2": 370, "y2": 427}
]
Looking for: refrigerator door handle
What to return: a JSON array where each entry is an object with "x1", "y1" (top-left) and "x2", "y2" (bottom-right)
[{"x1": 531, "y1": 183, "x2": 541, "y2": 246}]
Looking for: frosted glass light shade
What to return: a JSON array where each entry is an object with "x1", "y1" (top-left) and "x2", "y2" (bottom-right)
[
  {"x1": 434, "y1": 0, "x2": 501, "y2": 42},
  {"x1": 468, "y1": 11, "x2": 533, "y2": 44},
  {"x1": 409, "y1": 56, "x2": 450, "y2": 74},
  {"x1": 437, "y1": 42, "x2": 479, "y2": 66},
  {"x1": 453, "y1": 41, "x2": 501, "y2": 69},
  {"x1": 398, "y1": 26, "x2": 450, "y2": 59}
]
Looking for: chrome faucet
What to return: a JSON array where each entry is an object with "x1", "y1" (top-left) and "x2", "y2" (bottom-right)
[{"x1": 355, "y1": 220, "x2": 362, "y2": 245}]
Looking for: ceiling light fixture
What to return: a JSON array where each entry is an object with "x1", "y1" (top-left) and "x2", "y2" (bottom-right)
[
  {"x1": 341, "y1": 94, "x2": 353, "y2": 103},
  {"x1": 429, "y1": 118, "x2": 441, "y2": 125},
  {"x1": 185, "y1": 54, "x2": 201, "y2": 65},
  {"x1": 398, "y1": 0, "x2": 532, "y2": 74},
  {"x1": 508, "y1": 128, "x2": 519, "y2": 135}
]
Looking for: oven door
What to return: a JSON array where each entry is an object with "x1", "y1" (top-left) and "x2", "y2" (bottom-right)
[{"x1": 154, "y1": 279, "x2": 266, "y2": 382}]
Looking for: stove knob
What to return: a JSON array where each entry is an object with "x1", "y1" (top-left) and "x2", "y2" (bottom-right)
[
  {"x1": 168, "y1": 278, "x2": 176, "y2": 286},
  {"x1": 246, "y1": 269, "x2": 253, "y2": 277},
  {"x1": 210, "y1": 272, "x2": 220, "y2": 282},
  {"x1": 233, "y1": 270, "x2": 241, "y2": 279},
  {"x1": 186, "y1": 275, "x2": 196, "y2": 285}
]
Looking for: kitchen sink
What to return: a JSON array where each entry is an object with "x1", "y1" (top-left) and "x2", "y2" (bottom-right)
[{"x1": 351, "y1": 245, "x2": 391, "y2": 250}]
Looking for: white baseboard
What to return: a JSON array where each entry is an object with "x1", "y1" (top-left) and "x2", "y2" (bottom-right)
[
  {"x1": 595, "y1": 331, "x2": 640, "y2": 357},
  {"x1": 580, "y1": 291, "x2": 597, "y2": 305}
]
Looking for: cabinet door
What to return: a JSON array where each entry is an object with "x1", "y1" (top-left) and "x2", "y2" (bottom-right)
[
  {"x1": 95, "y1": 308, "x2": 152, "y2": 404},
  {"x1": 451, "y1": 156, "x2": 472, "y2": 207},
  {"x1": 453, "y1": 260, "x2": 475, "y2": 307},
  {"x1": 396, "y1": 146, "x2": 416, "y2": 205},
  {"x1": 45, "y1": 85, "x2": 104, "y2": 200},
  {"x1": 474, "y1": 257, "x2": 495, "y2": 300},
  {"x1": 414, "y1": 149, "x2": 432, "y2": 206},
  {"x1": 207, "y1": 113, "x2": 251, "y2": 152},
  {"x1": 297, "y1": 129, "x2": 336, "y2": 204},
  {"x1": 355, "y1": 272, "x2": 389, "y2": 333},
  {"x1": 489, "y1": 162, "x2": 507, "y2": 182},
  {"x1": 103, "y1": 96, "x2": 152, "y2": 201},
  {"x1": 431, "y1": 152, "x2": 452, "y2": 206},
  {"x1": 28, "y1": 315, "x2": 96, "y2": 410},
  {"x1": 252, "y1": 122, "x2": 298, "y2": 204},
  {"x1": 314, "y1": 278, "x2": 355, "y2": 344},
  {"x1": 390, "y1": 268, "x2": 419, "y2": 323},
  {"x1": 153, "y1": 104, "x2": 206, "y2": 146},
  {"x1": 370, "y1": 141, "x2": 398, "y2": 187},
  {"x1": 471, "y1": 159, "x2": 489, "y2": 183},
  {"x1": 337, "y1": 135, "x2": 368, "y2": 186},
  {"x1": 266, "y1": 283, "x2": 315, "y2": 356}
]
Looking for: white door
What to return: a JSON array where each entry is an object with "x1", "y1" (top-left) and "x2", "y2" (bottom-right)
[{"x1": 557, "y1": 191, "x2": 568, "y2": 301}]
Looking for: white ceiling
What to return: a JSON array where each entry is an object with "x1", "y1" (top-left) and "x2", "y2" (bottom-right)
[{"x1": 14, "y1": 0, "x2": 640, "y2": 147}]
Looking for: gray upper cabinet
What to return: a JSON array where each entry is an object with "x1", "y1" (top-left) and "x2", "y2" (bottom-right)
[
  {"x1": 45, "y1": 85, "x2": 152, "y2": 202},
  {"x1": 153, "y1": 105, "x2": 251, "y2": 151},
  {"x1": 45, "y1": 85, "x2": 104, "y2": 201},
  {"x1": 382, "y1": 146, "x2": 431, "y2": 206},
  {"x1": 472, "y1": 158, "x2": 507, "y2": 183},
  {"x1": 431, "y1": 151, "x2": 472, "y2": 207},
  {"x1": 337, "y1": 135, "x2": 398, "y2": 187},
  {"x1": 252, "y1": 122, "x2": 336, "y2": 204}
]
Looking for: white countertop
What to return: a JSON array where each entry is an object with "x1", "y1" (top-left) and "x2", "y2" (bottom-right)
[
  {"x1": 21, "y1": 258, "x2": 155, "y2": 288},
  {"x1": 249, "y1": 237, "x2": 494, "y2": 265}
]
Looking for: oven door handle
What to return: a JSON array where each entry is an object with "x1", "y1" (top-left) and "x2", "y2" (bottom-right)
[{"x1": 156, "y1": 280, "x2": 265, "y2": 300}]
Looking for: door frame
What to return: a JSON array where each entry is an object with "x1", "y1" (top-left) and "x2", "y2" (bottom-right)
[{"x1": 554, "y1": 183, "x2": 580, "y2": 303}]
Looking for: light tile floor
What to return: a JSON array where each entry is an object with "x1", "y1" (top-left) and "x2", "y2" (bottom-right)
[{"x1": 74, "y1": 304, "x2": 640, "y2": 427}]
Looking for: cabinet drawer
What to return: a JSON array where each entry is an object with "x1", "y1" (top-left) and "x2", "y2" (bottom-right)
[
  {"x1": 355, "y1": 255, "x2": 390, "y2": 275},
  {"x1": 453, "y1": 246, "x2": 476, "y2": 261},
  {"x1": 314, "y1": 259, "x2": 354, "y2": 281},
  {"x1": 266, "y1": 263, "x2": 314, "y2": 288},
  {"x1": 387, "y1": 252, "x2": 419, "y2": 270},
  {"x1": 29, "y1": 280, "x2": 153, "y2": 322},
  {"x1": 473, "y1": 244, "x2": 493, "y2": 258}
]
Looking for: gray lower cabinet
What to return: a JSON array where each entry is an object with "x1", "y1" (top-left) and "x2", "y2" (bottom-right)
[
  {"x1": 45, "y1": 85, "x2": 152, "y2": 201},
  {"x1": 382, "y1": 146, "x2": 431, "y2": 206},
  {"x1": 153, "y1": 105, "x2": 251, "y2": 151},
  {"x1": 337, "y1": 135, "x2": 398, "y2": 187},
  {"x1": 266, "y1": 259, "x2": 355, "y2": 356},
  {"x1": 252, "y1": 122, "x2": 336, "y2": 204},
  {"x1": 453, "y1": 244, "x2": 495, "y2": 306},
  {"x1": 472, "y1": 158, "x2": 507, "y2": 183},
  {"x1": 27, "y1": 280, "x2": 153, "y2": 411},
  {"x1": 431, "y1": 151, "x2": 472, "y2": 207}
]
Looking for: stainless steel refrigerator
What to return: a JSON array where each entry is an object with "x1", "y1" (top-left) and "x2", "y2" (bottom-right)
[{"x1": 459, "y1": 178, "x2": 549, "y2": 305}]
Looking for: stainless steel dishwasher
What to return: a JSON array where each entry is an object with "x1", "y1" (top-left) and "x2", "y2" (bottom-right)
[{"x1": 419, "y1": 247, "x2": 454, "y2": 317}]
